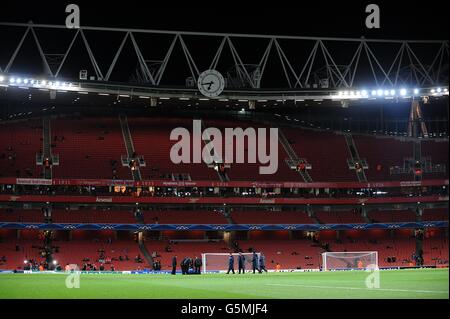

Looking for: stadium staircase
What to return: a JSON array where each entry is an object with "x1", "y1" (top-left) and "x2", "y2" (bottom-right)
[
  {"x1": 414, "y1": 207, "x2": 424, "y2": 265},
  {"x1": 224, "y1": 209, "x2": 236, "y2": 225},
  {"x1": 138, "y1": 242, "x2": 154, "y2": 270},
  {"x1": 413, "y1": 141, "x2": 422, "y2": 181},
  {"x1": 361, "y1": 207, "x2": 372, "y2": 223},
  {"x1": 200, "y1": 119, "x2": 229, "y2": 182},
  {"x1": 119, "y1": 115, "x2": 142, "y2": 181},
  {"x1": 306, "y1": 205, "x2": 321, "y2": 224},
  {"x1": 133, "y1": 212, "x2": 154, "y2": 270},
  {"x1": 343, "y1": 133, "x2": 368, "y2": 182},
  {"x1": 134, "y1": 209, "x2": 145, "y2": 224},
  {"x1": 278, "y1": 128, "x2": 313, "y2": 182},
  {"x1": 223, "y1": 208, "x2": 241, "y2": 253},
  {"x1": 42, "y1": 117, "x2": 53, "y2": 179}
]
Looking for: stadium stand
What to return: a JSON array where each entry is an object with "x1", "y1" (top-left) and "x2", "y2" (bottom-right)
[
  {"x1": 315, "y1": 210, "x2": 366, "y2": 224},
  {"x1": 1, "y1": 227, "x2": 448, "y2": 270},
  {"x1": 353, "y1": 135, "x2": 414, "y2": 181},
  {"x1": 0, "y1": 239, "x2": 44, "y2": 270},
  {"x1": 421, "y1": 139, "x2": 449, "y2": 179},
  {"x1": 51, "y1": 117, "x2": 130, "y2": 179},
  {"x1": 0, "y1": 117, "x2": 447, "y2": 272},
  {"x1": 204, "y1": 119, "x2": 299, "y2": 181},
  {"x1": 282, "y1": 128, "x2": 356, "y2": 182},
  {"x1": 127, "y1": 117, "x2": 218, "y2": 181},
  {"x1": 367, "y1": 210, "x2": 418, "y2": 223},
  {"x1": 0, "y1": 120, "x2": 43, "y2": 178},
  {"x1": 141, "y1": 210, "x2": 228, "y2": 224},
  {"x1": 230, "y1": 210, "x2": 314, "y2": 224},
  {"x1": 0, "y1": 209, "x2": 43, "y2": 223},
  {"x1": 422, "y1": 208, "x2": 448, "y2": 221},
  {"x1": 0, "y1": 117, "x2": 445, "y2": 183},
  {"x1": 52, "y1": 239, "x2": 142, "y2": 271},
  {"x1": 52, "y1": 209, "x2": 136, "y2": 224}
]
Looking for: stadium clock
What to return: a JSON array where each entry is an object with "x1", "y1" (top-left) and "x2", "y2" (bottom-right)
[{"x1": 197, "y1": 69, "x2": 225, "y2": 98}]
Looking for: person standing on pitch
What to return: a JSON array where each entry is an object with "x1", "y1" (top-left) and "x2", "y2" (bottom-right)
[
  {"x1": 252, "y1": 251, "x2": 259, "y2": 274},
  {"x1": 194, "y1": 256, "x2": 202, "y2": 274},
  {"x1": 238, "y1": 252, "x2": 246, "y2": 274},
  {"x1": 181, "y1": 256, "x2": 188, "y2": 275},
  {"x1": 227, "y1": 253, "x2": 235, "y2": 274},
  {"x1": 189, "y1": 256, "x2": 194, "y2": 274},
  {"x1": 171, "y1": 255, "x2": 177, "y2": 275},
  {"x1": 259, "y1": 253, "x2": 267, "y2": 273}
]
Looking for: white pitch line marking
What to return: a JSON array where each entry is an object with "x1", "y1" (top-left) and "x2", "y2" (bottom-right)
[{"x1": 265, "y1": 283, "x2": 448, "y2": 294}]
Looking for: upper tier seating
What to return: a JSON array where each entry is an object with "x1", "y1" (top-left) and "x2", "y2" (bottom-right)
[
  {"x1": 127, "y1": 117, "x2": 217, "y2": 180},
  {"x1": 0, "y1": 120, "x2": 43, "y2": 178},
  {"x1": 203, "y1": 119, "x2": 300, "y2": 181},
  {"x1": 0, "y1": 117, "x2": 446, "y2": 182},
  {"x1": 282, "y1": 128, "x2": 356, "y2": 182},
  {"x1": 353, "y1": 135, "x2": 414, "y2": 181},
  {"x1": 51, "y1": 117, "x2": 130, "y2": 179},
  {"x1": 420, "y1": 139, "x2": 449, "y2": 179}
]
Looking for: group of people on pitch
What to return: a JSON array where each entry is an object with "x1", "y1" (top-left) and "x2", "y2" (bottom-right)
[
  {"x1": 227, "y1": 251, "x2": 267, "y2": 274},
  {"x1": 171, "y1": 255, "x2": 202, "y2": 275}
]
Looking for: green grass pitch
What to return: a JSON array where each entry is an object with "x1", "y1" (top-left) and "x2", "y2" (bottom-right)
[{"x1": 0, "y1": 269, "x2": 448, "y2": 299}]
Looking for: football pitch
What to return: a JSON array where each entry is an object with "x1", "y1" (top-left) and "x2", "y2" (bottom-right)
[{"x1": 0, "y1": 269, "x2": 448, "y2": 299}]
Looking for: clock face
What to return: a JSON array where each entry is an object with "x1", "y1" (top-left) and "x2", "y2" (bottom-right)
[{"x1": 197, "y1": 69, "x2": 225, "y2": 98}]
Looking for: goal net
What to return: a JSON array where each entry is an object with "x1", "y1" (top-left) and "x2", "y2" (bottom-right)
[
  {"x1": 202, "y1": 253, "x2": 260, "y2": 273},
  {"x1": 322, "y1": 251, "x2": 378, "y2": 271}
]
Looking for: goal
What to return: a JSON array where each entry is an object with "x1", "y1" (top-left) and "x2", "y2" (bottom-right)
[
  {"x1": 201, "y1": 253, "x2": 260, "y2": 273},
  {"x1": 321, "y1": 251, "x2": 378, "y2": 271}
]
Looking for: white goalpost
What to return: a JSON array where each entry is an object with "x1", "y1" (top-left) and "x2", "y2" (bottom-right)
[
  {"x1": 201, "y1": 253, "x2": 260, "y2": 273},
  {"x1": 321, "y1": 251, "x2": 378, "y2": 271}
]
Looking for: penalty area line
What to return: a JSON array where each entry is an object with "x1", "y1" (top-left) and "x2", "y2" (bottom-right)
[{"x1": 265, "y1": 283, "x2": 448, "y2": 294}]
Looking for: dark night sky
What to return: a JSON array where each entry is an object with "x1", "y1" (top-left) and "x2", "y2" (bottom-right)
[{"x1": 0, "y1": 1, "x2": 448, "y2": 40}]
